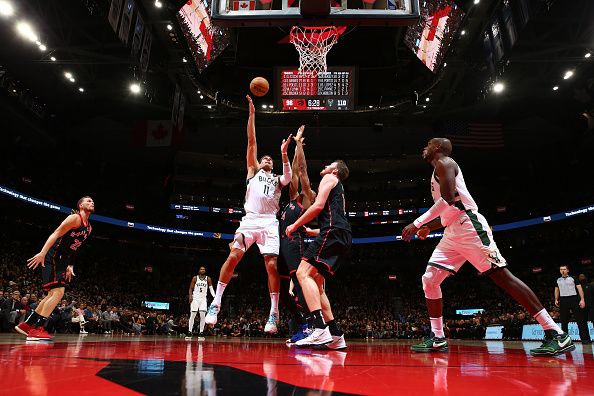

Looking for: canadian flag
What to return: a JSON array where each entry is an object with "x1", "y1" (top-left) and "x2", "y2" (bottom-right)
[
  {"x1": 134, "y1": 120, "x2": 182, "y2": 147},
  {"x1": 232, "y1": 1, "x2": 256, "y2": 11}
]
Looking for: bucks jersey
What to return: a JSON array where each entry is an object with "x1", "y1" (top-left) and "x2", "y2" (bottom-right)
[
  {"x1": 318, "y1": 181, "x2": 351, "y2": 232},
  {"x1": 192, "y1": 276, "x2": 209, "y2": 300},
  {"x1": 244, "y1": 169, "x2": 283, "y2": 216},
  {"x1": 430, "y1": 162, "x2": 478, "y2": 227}
]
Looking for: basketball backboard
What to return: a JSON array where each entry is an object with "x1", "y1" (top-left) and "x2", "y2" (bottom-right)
[{"x1": 211, "y1": 0, "x2": 420, "y2": 27}]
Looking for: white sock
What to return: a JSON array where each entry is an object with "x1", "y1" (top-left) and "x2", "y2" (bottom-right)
[
  {"x1": 213, "y1": 281, "x2": 227, "y2": 306},
  {"x1": 430, "y1": 317, "x2": 445, "y2": 338},
  {"x1": 188, "y1": 311, "x2": 197, "y2": 333},
  {"x1": 270, "y1": 292, "x2": 279, "y2": 315},
  {"x1": 199, "y1": 311, "x2": 206, "y2": 333},
  {"x1": 534, "y1": 308, "x2": 563, "y2": 334}
]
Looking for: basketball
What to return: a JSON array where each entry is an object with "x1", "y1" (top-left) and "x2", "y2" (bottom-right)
[{"x1": 250, "y1": 77, "x2": 269, "y2": 97}]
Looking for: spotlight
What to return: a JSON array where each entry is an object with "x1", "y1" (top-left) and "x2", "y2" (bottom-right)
[
  {"x1": 207, "y1": 105, "x2": 212, "y2": 109},
  {"x1": 269, "y1": 105, "x2": 274, "y2": 109},
  {"x1": 130, "y1": 83, "x2": 141, "y2": 94},
  {"x1": 50, "y1": 56, "x2": 56, "y2": 61},
  {"x1": 585, "y1": 52, "x2": 591, "y2": 58},
  {"x1": 78, "y1": 87, "x2": 84, "y2": 92},
  {"x1": 443, "y1": 63, "x2": 447, "y2": 67},
  {"x1": 154, "y1": 0, "x2": 162, "y2": 8},
  {"x1": 473, "y1": 0, "x2": 480, "y2": 4},
  {"x1": 460, "y1": 30, "x2": 466, "y2": 36},
  {"x1": 166, "y1": 24, "x2": 173, "y2": 31},
  {"x1": 199, "y1": 95, "x2": 204, "y2": 99},
  {"x1": 422, "y1": 105, "x2": 427, "y2": 108},
  {"x1": 262, "y1": 104, "x2": 267, "y2": 109},
  {"x1": 553, "y1": 86, "x2": 559, "y2": 91},
  {"x1": 39, "y1": 44, "x2": 47, "y2": 51},
  {"x1": 0, "y1": 1, "x2": 14, "y2": 17},
  {"x1": 69, "y1": 77, "x2": 75, "y2": 83},
  {"x1": 425, "y1": 97, "x2": 430, "y2": 102},
  {"x1": 368, "y1": 105, "x2": 373, "y2": 109},
  {"x1": 492, "y1": 82, "x2": 505, "y2": 93},
  {"x1": 389, "y1": 105, "x2": 395, "y2": 108},
  {"x1": 563, "y1": 70, "x2": 574, "y2": 79},
  {"x1": 16, "y1": 21, "x2": 38, "y2": 42},
  {"x1": 64, "y1": 72, "x2": 73, "y2": 79},
  {"x1": 182, "y1": 57, "x2": 187, "y2": 63},
  {"x1": 197, "y1": 90, "x2": 201, "y2": 94}
]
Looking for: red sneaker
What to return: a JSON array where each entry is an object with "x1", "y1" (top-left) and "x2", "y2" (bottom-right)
[
  {"x1": 27, "y1": 327, "x2": 54, "y2": 341},
  {"x1": 15, "y1": 322, "x2": 33, "y2": 336}
]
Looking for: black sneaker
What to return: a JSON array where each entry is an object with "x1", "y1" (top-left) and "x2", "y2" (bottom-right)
[
  {"x1": 411, "y1": 333, "x2": 448, "y2": 352},
  {"x1": 530, "y1": 330, "x2": 575, "y2": 356}
]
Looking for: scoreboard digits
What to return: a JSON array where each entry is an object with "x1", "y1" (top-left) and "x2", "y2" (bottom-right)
[{"x1": 276, "y1": 67, "x2": 356, "y2": 111}]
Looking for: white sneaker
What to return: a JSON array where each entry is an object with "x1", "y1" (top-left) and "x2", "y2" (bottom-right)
[
  {"x1": 295, "y1": 326, "x2": 332, "y2": 347},
  {"x1": 205, "y1": 304, "x2": 220, "y2": 326},
  {"x1": 185, "y1": 336, "x2": 192, "y2": 341},
  {"x1": 324, "y1": 334, "x2": 347, "y2": 350},
  {"x1": 79, "y1": 329, "x2": 88, "y2": 334},
  {"x1": 197, "y1": 336, "x2": 205, "y2": 341},
  {"x1": 264, "y1": 313, "x2": 279, "y2": 334}
]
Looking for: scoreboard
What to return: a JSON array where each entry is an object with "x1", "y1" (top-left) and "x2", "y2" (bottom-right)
[{"x1": 275, "y1": 67, "x2": 356, "y2": 111}]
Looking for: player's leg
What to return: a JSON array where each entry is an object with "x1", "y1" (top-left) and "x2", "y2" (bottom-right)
[
  {"x1": 199, "y1": 310, "x2": 207, "y2": 335},
  {"x1": 17, "y1": 287, "x2": 64, "y2": 340},
  {"x1": 315, "y1": 274, "x2": 346, "y2": 350},
  {"x1": 187, "y1": 310, "x2": 197, "y2": 336},
  {"x1": 263, "y1": 255, "x2": 281, "y2": 334},
  {"x1": 205, "y1": 243, "x2": 246, "y2": 326}
]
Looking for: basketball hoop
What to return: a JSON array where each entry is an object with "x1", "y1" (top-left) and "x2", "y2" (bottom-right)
[{"x1": 289, "y1": 26, "x2": 339, "y2": 74}]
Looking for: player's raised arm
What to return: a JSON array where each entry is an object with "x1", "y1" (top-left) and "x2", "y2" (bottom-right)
[
  {"x1": 27, "y1": 214, "x2": 81, "y2": 269},
  {"x1": 295, "y1": 130, "x2": 317, "y2": 206},
  {"x1": 246, "y1": 95, "x2": 259, "y2": 178},
  {"x1": 289, "y1": 126, "x2": 304, "y2": 200},
  {"x1": 278, "y1": 134, "x2": 293, "y2": 186}
]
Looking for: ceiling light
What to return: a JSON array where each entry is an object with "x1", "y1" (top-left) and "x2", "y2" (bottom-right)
[
  {"x1": 39, "y1": 44, "x2": 47, "y2": 51},
  {"x1": 443, "y1": 63, "x2": 447, "y2": 67},
  {"x1": 0, "y1": 1, "x2": 14, "y2": 17},
  {"x1": 368, "y1": 105, "x2": 373, "y2": 109},
  {"x1": 166, "y1": 24, "x2": 173, "y2": 31},
  {"x1": 460, "y1": 30, "x2": 466, "y2": 36},
  {"x1": 68, "y1": 77, "x2": 75, "y2": 83},
  {"x1": 78, "y1": 87, "x2": 84, "y2": 92},
  {"x1": 130, "y1": 83, "x2": 141, "y2": 94},
  {"x1": 473, "y1": 0, "x2": 480, "y2": 4},
  {"x1": 552, "y1": 86, "x2": 559, "y2": 91},
  {"x1": 199, "y1": 95, "x2": 204, "y2": 99},
  {"x1": 422, "y1": 105, "x2": 427, "y2": 108},
  {"x1": 262, "y1": 104, "x2": 267, "y2": 109},
  {"x1": 154, "y1": 0, "x2": 162, "y2": 8},
  {"x1": 64, "y1": 72, "x2": 73, "y2": 79},
  {"x1": 585, "y1": 52, "x2": 591, "y2": 58},
  {"x1": 50, "y1": 56, "x2": 56, "y2": 61},
  {"x1": 563, "y1": 70, "x2": 574, "y2": 79},
  {"x1": 207, "y1": 105, "x2": 212, "y2": 109},
  {"x1": 182, "y1": 57, "x2": 187, "y2": 63},
  {"x1": 197, "y1": 90, "x2": 201, "y2": 94},
  {"x1": 425, "y1": 97, "x2": 430, "y2": 102},
  {"x1": 269, "y1": 105, "x2": 274, "y2": 109},
  {"x1": 389, "y1": 105, "x2": 395, "y2": 108},
  {"x1": 16, "y1": 21, "x2": 38, "y2": 42},
  {"x1": 493, "y1": 82, "x2": 505, "y2": 93}
]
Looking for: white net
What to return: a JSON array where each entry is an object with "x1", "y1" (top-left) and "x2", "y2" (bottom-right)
[{"x1": 289, "y1": 26, "x2": 339, "y2": 74}]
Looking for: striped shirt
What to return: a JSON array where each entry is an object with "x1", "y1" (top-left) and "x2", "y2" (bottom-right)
[{"x1": 556, "y1": 276, "x2": 578, "y2": 297}]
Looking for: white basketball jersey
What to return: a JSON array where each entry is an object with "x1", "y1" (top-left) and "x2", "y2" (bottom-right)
[
  {"x1": 244, "y1": 168, "x2": 283, "y2": 215},
  {"x1": 192, "y1": 276, "x2": 208, "y2": 300},
  {"x1": 430, "y1": 162, "x2": 478, "y2": 227}
]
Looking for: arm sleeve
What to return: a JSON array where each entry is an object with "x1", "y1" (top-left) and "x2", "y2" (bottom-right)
[
  {"x1": 209, "y1": 286, "x2": 216, "y2": 299},
  {"x1": 278, "y1": 161, "x2": 292, "y2": 186},
  {"x1": 413, "y1": 198, "x2": 452, "y2": 228}
]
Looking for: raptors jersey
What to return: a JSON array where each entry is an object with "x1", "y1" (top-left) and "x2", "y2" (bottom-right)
[
  {"x1": 192, "y1": 276, "x2": 208, "y2": 300},
  {"x1": 280, "y1": 199, "x2": 305, "y2": 239},
  {"x1": 318, "y1": 181, "x2": 351, "y2": 232},
  {"x1": 244, "y1": 169, "x2": 283, "y2": 216},
  {"x1": 430, "y1": 162, "x2": 478, "y2": 227},
  {"x1": 47, "y1": 213, "x2": 92, "y2": 261}
]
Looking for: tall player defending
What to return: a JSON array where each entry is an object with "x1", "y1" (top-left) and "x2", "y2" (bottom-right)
[
  {"x1": 286, "y1": 161, "x2": 351, "y2": 348},
  {"x1": 206, "y1": 95, "x2": 292, "y2": 334},
  {"x1": 186, "y1": 266, "x2": 215, "y2": 340},
  {"x1": 16, "y1": 196, "x2": 94, "y2": 341},
  {"x1": 402, "y1": 138, "x2": 574, "y2": 356}
]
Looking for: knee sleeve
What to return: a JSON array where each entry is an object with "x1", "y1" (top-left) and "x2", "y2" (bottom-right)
[{"x1": 422, "y1": 266, "x2": 450, "y2": 300}]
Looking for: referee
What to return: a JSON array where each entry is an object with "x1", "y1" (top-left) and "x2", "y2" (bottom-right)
[{"x1": 555, "y1": 265, "x2": 591, "y2": 344}]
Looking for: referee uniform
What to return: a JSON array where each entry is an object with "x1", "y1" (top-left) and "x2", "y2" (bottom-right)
[{"x1": 556, "y1": 275, "x2": 591, "y2": 343}]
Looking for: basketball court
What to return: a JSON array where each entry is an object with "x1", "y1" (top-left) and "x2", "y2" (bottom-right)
[{"x1": 2, "y1": 335, "x2": 593, "y2": 395}]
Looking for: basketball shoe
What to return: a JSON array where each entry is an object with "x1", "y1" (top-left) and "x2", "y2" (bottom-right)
[
  {"x1": 530, "y1": 330, "x2": 575, "y2": 356},
  {"x1": 411, "y1": 333, "x2": 448, "y2": 352},
  {"x1": 205, "y1": 304, "x2": 220, "y2": 326},
  {"x1": 286, "y1": 323, "x2": 311, "y2": 344},
  {"x1": 264, "y1": 313, "x2": 279, "y2": 334},
  {"x1": 15, "y1": 322, "x2": 33, "y2": 336},
  {"x1": 314, "y1": 334, "x2": 347, "y2": 350},
  {"x1": 27, "y1": 327, "x2": 54, "y2": 341},
  {"x1": 295, "y1": 326, "x2": 333, "y2": 347}
]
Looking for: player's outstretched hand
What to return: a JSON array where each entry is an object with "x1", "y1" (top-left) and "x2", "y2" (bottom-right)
[
  {"x1": 294, "y1": 125, "x2": 305, "y2": 142},
  {"x1": 416, "y1": 226, "x2": 430, "y2": 240},
  {"x1": 401, "y1": 223, "x2": 419, "y2": 242},
  {"x1": 281, "y1": 134, "x2": 293, "y2": 154},
  {"x1": 246, "y1": 95, "x2": 255, "y2": 115},
  {"x1": 27, "y1": 252, "x2": 45, "y2": 269},
  {"x1": 65, "y1": 265, "x2": 76, "y2": 282}
]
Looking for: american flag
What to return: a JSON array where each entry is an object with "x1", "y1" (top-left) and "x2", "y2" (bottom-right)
[{"x1": 443, "y1": 121, "x2": 504, "y2": 149}]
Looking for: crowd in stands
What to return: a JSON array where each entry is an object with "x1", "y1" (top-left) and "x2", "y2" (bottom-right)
[{"x1": 1, "y1": 209, "x2": 593, "y2": 340}]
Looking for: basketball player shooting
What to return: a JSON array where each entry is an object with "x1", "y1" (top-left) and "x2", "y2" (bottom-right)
[
  {"x1": 186, "y1": 266, "x2": 215, "y2": 340},
  {"x1": 16, "y1": 196, "x2": 94, "y2": 341},
  {"x1": 401, "y1": 138, "x2": 574, "y2": 356},
  {"x1": 205, "y1": 95, "x2": 293, "y2": 334}
]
